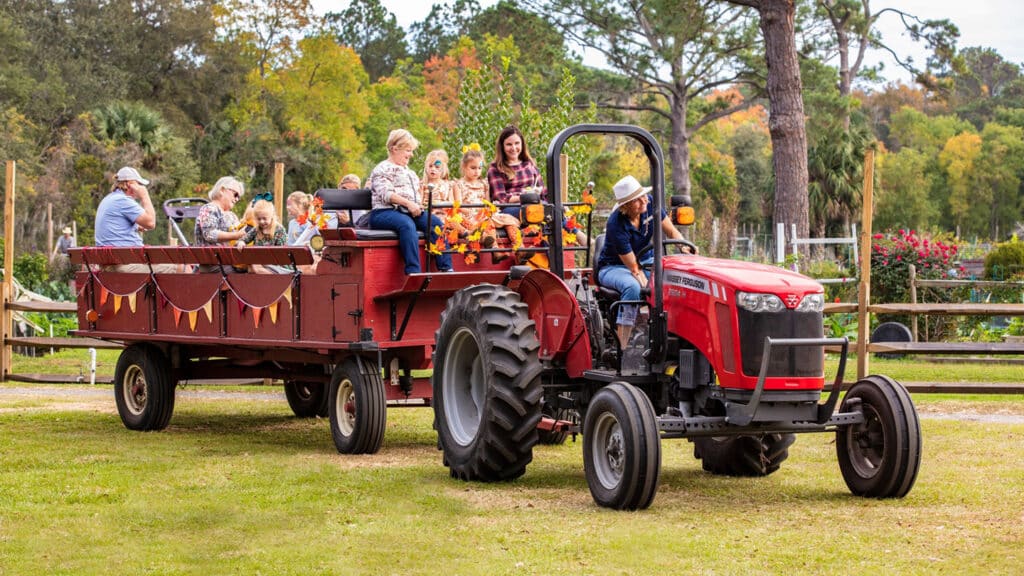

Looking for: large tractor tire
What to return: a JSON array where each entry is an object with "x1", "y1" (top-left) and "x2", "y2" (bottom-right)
[
  {"x1": 284, "y1": 380, "x2": 329, "y2": 418},
  {"x1": 113, "y1": 344, "x2": 176, "y2": 431},
  {"x1": 692, "y1": 433, "x2": 796, "y2": 477},
  {"x1": 583, "y1": 382, "x2": 661, "y2": 510},
  {"x1": 433, "y1": 284, "x2": 543, "y2": 482},
  {"x1": 837, "y1": 375, "x2": 921, "y2": 498},
  {"x1": 329, "y1": 356, "x2": 386, "y2": 454}
]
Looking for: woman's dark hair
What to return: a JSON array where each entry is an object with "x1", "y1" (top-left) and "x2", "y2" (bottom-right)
[{"x1": 493, "y1": 125, "x2": 534, "y2": 179}]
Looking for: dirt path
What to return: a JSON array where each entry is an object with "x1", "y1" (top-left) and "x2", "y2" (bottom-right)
[{"x1": 2, "y1": 385, "x2": 1023, "y2": 423}]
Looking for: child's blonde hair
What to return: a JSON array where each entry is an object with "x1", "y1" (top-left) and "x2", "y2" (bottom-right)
[
  {"x1": 460, "y1": 147, "x2": 484, "y2": 178},
  {"x1": 423, "y1": 149, "x2": 449, "y2": 180},
  {"x1": 287, "y1": 190, "x2": 311, "y2": 213},
  {"x1": 252, "y1": 200, "x2": 279, "y2": 234}
]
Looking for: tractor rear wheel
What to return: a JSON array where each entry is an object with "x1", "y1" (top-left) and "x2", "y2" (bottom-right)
[
  {"x1": 583, "y1": 382, "x2": 661, "y2": 510},
  {"x1": 329, "y1": 357, "x2": 386, "y2": 454},
  {"x1": 837, "y1": 375, "x2": 921, "y2": 498},
  {"x1": 114, "y1": 344, "x2": 175, "y2": 431},
  {"x1": 433, "y1": 284, "x2": 542, "y2": 482},
  {"x1": 692, "y1": 433, "x2": 795, "y2": 477},
  {"x1": 284, "y1": 380, "x2": 329, "y2": 418}
]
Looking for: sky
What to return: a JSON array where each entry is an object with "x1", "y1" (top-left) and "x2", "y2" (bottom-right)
[{"x1": 314, "y1": 0, "x2": 1024, "y2": 84}]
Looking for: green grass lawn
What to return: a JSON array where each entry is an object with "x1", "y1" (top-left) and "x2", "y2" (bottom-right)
[{"x1": 1, "y1": 386, "x2": 1022, "y2": 574}]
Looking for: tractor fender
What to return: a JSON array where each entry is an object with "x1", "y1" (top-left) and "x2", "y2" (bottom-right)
[{"x1": 515, "y1": 269, "x2": 592, "y2": 377}]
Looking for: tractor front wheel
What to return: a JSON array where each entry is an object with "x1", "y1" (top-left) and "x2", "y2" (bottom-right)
[
  {"x1": 692, "y1": 433, "x2": 795, "y2": 477},
  {"x1": 329, "y1": 357, "x2": 386, "y2": 454},
  {"x1": 113, "y1": 344, "x2": 175, "y2": 431},
  {"x1": 433, "y1": 284, "x2": 542, "y2": 482},
  {"x1": 836, "y1": 375, "x2": 921, "y2": 498},
  {"x1": 583, "y1": 382, "x2": 661, "y2": 510}
]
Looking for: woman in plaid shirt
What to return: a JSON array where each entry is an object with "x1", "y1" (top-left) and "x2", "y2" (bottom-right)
[{"x1": 487, "y1": 125, "x2": 546, "y2": 218}]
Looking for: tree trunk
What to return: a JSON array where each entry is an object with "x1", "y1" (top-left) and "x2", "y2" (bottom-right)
[
  {"x1": 668, "y1": 94, "x2": 691, "y2": 197},
  {"x1": 759, "y1": 0, "x2": 809, "y2": 257}
]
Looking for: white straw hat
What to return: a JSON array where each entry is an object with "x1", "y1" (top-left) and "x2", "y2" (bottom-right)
[{"x1": 612, "y1": 175, "x2": 651, "y2": 211}]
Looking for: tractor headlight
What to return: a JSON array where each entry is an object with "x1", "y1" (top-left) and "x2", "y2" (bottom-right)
[
  {"x1": 736, "y1": 291, "x2": 785, "y2": 313},
  {"x1": 795, "y1": 293, "x2": 824, "y2": 312}
]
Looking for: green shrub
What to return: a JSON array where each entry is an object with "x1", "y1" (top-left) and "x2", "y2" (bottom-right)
[{"x1": 983, "y1": 235, "x2": 1024, "y2": 280}]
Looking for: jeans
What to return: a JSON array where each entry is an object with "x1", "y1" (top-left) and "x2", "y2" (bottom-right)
[
  {"x1": 597, "y1": 256, "x2": 652, "y2": 326},
  {"x1": 369, "y1": 208, "x2": 452, "y2": 273}
]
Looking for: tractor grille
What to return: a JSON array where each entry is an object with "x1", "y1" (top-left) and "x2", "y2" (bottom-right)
[{"x1": 737, "y1": 309, "x2": 824, "y2": 378}]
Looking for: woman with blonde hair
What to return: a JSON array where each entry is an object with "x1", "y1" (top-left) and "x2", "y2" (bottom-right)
[{"x1": 367, "y1": 129, "x2": 453, "y2": 273}]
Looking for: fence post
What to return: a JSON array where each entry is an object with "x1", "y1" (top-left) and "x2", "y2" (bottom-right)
[
  {"x1": 273, "y1": 162, "x2": 284, "y2": 224},
  {"x1": 776, "y1": 222, "x2": 785, "y2": 263},
  {"x1": 856, "y1": 149, "x2": 875, "y2": 380},
  {"x1": 909, "y1": 264, "x2": 918, "y2": 342},
  {"x1": 2, "y1": 160, "x2": 15, "y2": 381}
]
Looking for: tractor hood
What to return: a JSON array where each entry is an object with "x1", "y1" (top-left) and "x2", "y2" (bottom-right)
[{"x1": 663, "y1": 255, "x2": 823, "y2": 295}]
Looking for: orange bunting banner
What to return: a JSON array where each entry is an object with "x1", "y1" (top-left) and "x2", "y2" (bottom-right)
[
  {"x1": 202, "y1": 300, "x2": 213, "y2": 324},
  {"x1": 173, "y1": 308, "x2": 183, "y2": 327},
  {"x1": 281, "y1": 286, "x2": 292, "y2": 308},
  {"x1": 99, "y1": 286, "x2": 109, "y2": 307},
  {"x1": 252, "y1": 307, "x2": 262, "y2": 328},
  {"x1": 188, "y1": 311, "x2": 198, "y2": 331},
  {"x1": 128, "y1": 292, "x2": 137, "y2": 313},
  {"x1": 113, "y1": 295, "x2": 122, "y2": 315},
  {"x1": 268, "y1": 302, "x2": 278, "y2": 324}
]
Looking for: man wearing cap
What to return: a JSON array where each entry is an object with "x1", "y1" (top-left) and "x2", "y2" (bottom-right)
[
  {"x1": 597, "y1": 175, "x2": 689, "y2": 349},
  {"x1": 95, "y1": 167, "x2": 175, "y2": 272}
]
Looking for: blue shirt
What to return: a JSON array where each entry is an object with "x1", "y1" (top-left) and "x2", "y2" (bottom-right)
[
  {"x1": 598, "y1": 195, "x2": 665, "y2": 268},
  {"x1": 95, "y1": 190, "x2": 145, "y2": 247}
]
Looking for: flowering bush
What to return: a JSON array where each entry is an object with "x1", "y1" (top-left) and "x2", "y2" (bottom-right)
[{"x1": 870, "y1": 229, "x2": 962, "y2": 304}]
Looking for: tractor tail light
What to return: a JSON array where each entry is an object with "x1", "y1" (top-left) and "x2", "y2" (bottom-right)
[
  {"x1": 673, "y1": 206, "x2": 695, "y2": 226},
  {"x1": 523, "y1": 204, "x2": 545, "y2": 225}
]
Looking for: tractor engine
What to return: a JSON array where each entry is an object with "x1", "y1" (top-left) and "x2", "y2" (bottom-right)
[{"x1": 661, "y1": 255, "x2": 827, "y2": 403}]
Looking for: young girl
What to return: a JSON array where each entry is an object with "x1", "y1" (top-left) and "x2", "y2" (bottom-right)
[
  {"x1": 419, "y1": 149, "x2": 455, "y2": 217},
  {"x1": 237, "y1": 200, "x2": 288, "y2": 273},
  {"x1": 454, "y1": 145, "x2": 520, "y2": 263},
  {"x1": 285, "y1": 191, "x2": 312, "y2": 245}
]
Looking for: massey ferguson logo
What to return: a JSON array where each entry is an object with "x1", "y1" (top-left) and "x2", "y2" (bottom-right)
[{"x1": 785, "y1": 294, "x2": 799, "y2": 308}]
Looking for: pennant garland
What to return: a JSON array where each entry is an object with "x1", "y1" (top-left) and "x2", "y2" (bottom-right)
[{"x1": 89, "y1": 269, "x2": 296, "y2": 333}]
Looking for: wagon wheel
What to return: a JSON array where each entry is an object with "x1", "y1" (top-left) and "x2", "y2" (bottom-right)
[
  {"x1": 113, "y1": 344, "x2": 176, "y2": 431},
  {"x1": 433, "y1": 284, "x2": 543, "y2": 482},
  {"x1": 582, "y1": 382, "x2": 661, "y2": 510},
  {"x1": 284, "y1": 380, "x2": 329, "y2": 418},
  {"x1": 328, "y1": 356, "x2": 386, "y2": 454},
  {"x1": 692, "y1": 433, "x2": 796, "y2": 477},
  {"x1": 836, "y1": 375, "x2": 921, "y2": 498}
]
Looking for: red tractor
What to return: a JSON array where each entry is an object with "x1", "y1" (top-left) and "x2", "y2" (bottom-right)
[
  {"x1": 429, "y1": 124, "x2": 921, "y2": 509},
  {"x1": 71, "y1": 123, "x2": 919, "y2": 510}
]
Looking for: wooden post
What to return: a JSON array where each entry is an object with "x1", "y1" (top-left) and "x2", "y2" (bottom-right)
[
  {"x1": 909, "y1": 264, "x2": 918, "y2": 342},
  {"x1": 2, "y1": 161, "x2": 15, "y2": 380},
  {"x1": 274, "y1": 162, "x2": 285, "y2": 223},
  {"x1": 856, "y1": 149, "x2": 874, "y2": 380},
  {"x1": 47, "y1": 203, "x2": 53, "y2": 262}
]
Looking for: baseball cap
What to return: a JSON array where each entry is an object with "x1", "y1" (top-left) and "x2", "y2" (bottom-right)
[{"x1": 115, "y1": 167, "x2": 150, "y2": 186}]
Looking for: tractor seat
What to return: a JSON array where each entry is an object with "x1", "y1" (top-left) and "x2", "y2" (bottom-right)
[{"x1": 592, "y1": 234, "x2": 622, "y2": 301}]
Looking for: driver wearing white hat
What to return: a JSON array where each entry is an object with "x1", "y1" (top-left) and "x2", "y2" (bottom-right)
[{"x1": 597, "y1": 175, "x2": 689, "y2": 348}]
